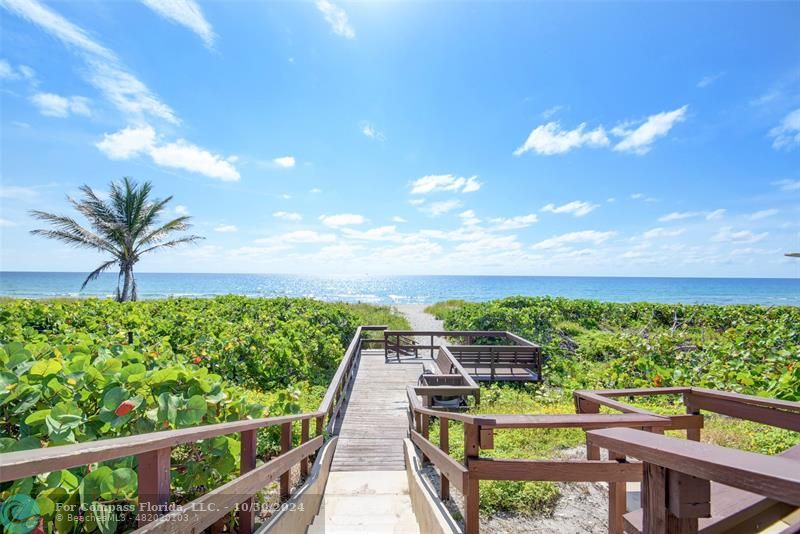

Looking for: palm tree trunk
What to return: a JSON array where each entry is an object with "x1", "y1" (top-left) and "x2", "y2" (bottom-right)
[{"x1": 119, "y1": 264, "x2": 134, "y2": 302}]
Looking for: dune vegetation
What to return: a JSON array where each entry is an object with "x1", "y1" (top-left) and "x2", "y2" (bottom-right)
[
  {"x1": 0, "y1": 296, "x2": 408, "y2": 532},
  {"x1": 426, "y1": 296, "x2": 800, "y2": 516}
]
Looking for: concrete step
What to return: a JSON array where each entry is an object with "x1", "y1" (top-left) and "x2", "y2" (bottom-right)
[{"x1": 308, "y1": 471, "x2": 420, "y2": 534}]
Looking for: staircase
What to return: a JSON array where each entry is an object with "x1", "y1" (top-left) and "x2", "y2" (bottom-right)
[{"x1": 307, "y1": 471, "x2": 420, "y2": 533}]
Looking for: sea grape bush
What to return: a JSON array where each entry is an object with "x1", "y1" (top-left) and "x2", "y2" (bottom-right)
[
  {"x1": 442, "y1": 297, "x2": 800, "y2": 399},
  {"x1": 0, "y1": 296, "x2": 366, "y2": 533}
]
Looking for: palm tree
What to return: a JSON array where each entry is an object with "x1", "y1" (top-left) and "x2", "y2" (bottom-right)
[{"x1": 30, "y1": 178, "x2": 203, "y2": 301}]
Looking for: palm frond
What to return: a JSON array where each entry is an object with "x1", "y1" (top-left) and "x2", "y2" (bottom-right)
[
  {"x1": 134, "y1": 216, "x2": 192, "y2": 251},
  {"x1": 81, "y1": 259, "x2": 118, "y2": 290},
  {"x1": 29, "y1": 211, "x2": 116, "y2": 253},
  {"x1": 136, "y1": 235, "x2": 204, "y2": 256}
]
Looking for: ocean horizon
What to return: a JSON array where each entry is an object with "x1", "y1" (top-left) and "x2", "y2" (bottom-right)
[{"x1": 1, "y1": 271, "x2": 798, "y2": 306}]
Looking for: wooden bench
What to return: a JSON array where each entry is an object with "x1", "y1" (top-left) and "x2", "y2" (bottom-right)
[
  {"x1": 622, "y1": 443, "x2": 800, "y2": 533},
  {"x1": 447, "y1": 345, "x2": 542, "y2": 382}
]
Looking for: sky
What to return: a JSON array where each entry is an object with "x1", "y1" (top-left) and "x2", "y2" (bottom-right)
[{"x1": 1, "y1": 0, "x2": 799, "y2": 278}]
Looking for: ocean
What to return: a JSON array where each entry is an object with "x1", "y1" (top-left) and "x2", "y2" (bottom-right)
[{"x1": 0, "y1": 271, "x2": 798, "y2": 306}]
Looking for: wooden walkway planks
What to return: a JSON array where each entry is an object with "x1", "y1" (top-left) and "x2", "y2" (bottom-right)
[{"x1": 331, "y1": 349, "x2": 425, "y2": 471}]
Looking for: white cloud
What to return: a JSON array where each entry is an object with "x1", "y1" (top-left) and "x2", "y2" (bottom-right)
[
  {"x1": 489, "y1": 214, "x2": 539, "y2": 230},
  {"x1": 316, "y1": 0, "x2": 355, "y2": 39},
  {"x1": 174, "y1": 204, "x2": 189, "y2": 215},
  {"x1": 96, "y1": 124, "x2": 240, "y2": 181},
  {"x1": 773, "y1": 179, "x2": 800, "y2": 192},
  {"x1": 360, "y1": 121, "x2": 384, "y2": 141},
  {"x1": 748, "y1": 208, "x2": 779, "y2": 220},
  {"x1": 271, "y1": 230, "x2": 337, "y2": 244},
  {"x1": 630, "y1": 193, "x2": 658, "y2": 202},
  {"x1": 513, "y1": 122, "x2": 608, "y2": 156},
  {"x1": 425, "y1": 200, "x2": 461, "y2": 216},
  {"x1": 391, "y1": 216, "x2": 407, "y2": 223},
  {"x1": 410, "y1": 174, "x2": 481, "y2": 194},
  {"x1": 281, "y1": 194, "x2": 292, "y2": 200},
  {"x1": 642, "y1": 227, "x2": 685, "y2": 240},
  {"x1": 612, "y1": 105, "x2": 688, "y2": 155},
  {"x1": 30, "y1": 92, "x2": 90, "y2": 117},
  {"x1": 140, "y1": 0, "x2": 215, "y2": 48},
  {"x1": 541, "y1": 105, "x2": 564, "y2": 119},
  {"x1": 0, "y1": 218, "x2": 16, "y2": 227},
  {"x1": 273, "y1": 156, "x2": 296, "y2": 168},
  {"x1": 409, "y1": 198, "x2": 425, "y2": 206},
  {"x1": 658, "y1": 209, "x2": 725, "y2": 222},
  {"x1": 769, "y1": 108, "x2": 800, "y2": 150},
  {"x1": 455, "y1": 235, "x2": 522, "y2": 253},
  {"x1": 150, "y1": 140, "x2": 239, "y2": 181},
  {"x1": 214, "y1": 224, "x2": 237, "y2": 233},
  {"x1": 1, "y1": 0, "x2": 178, "y2": 124},
  {"x1": 532, "y1": 230, "x2": 616, "y2": 250},
  {"x1": 341, "y1": 225, "x2": 404, "y2": 242},
  {"x1": 658, "y1": 211, "x2": 702, "y2": 222},
  {"x1": 541, "y1": 200, "x2": 598, "y2": 217},
  {"x1": 96, "y1": 124, "x2": 156, "y2": 159},
  {"x1": 713, "y1": 226, "x2": 768, "y2": 244},
  {"x1": 273, "y1": 211, "x2": 302, "y2": 221},
  {"x1": 459, "y1": 210, "x2": 481, "y2": 226},
  {"x1": 697, "y1": 72, "x2": 724, "y2": 88},
  {"x1": 0, "y1": 185, "x2": 40, "y2": 200},
  {"x1": 0, "y1": 58, "x2": 35, "y2": 81},
  {"x1": 607, "y1": 197, "x2": 616, "y2": 203},
  {"x1": 319, "y1": 213, "x2": 366, "y2": 227},
  {"x1": 310, "y1": 188, "x2": 322, "y2": 194}
]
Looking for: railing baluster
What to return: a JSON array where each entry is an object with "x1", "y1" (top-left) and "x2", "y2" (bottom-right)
[
  {"x1": 137, "y1": 447, "x2": 171, "y2": 527},
  {"x1": 238, "y1": 429, "x2": 258, "y2": 534},
  {"x1": 440, "y1": 417, "x2": 449, "y2": 501},
  {"x1": 464, "y1": 422, "x2": 481, "y2": 534},
  {"x1": 421, "y1": 414, "x2": 430, "y2": 463},
  {"x1": 608, "y1": 449, "x2": 626, "y2": 534},
  {"x1": 280, "y1": 422, "x2": 292, "y2": 500},
  {"x1": 300, "y1": 418, "x2": 310, "y2": 479}
]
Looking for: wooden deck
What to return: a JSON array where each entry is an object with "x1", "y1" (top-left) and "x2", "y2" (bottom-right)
[{"x1": 331, "y1": 349, "x2": 425, "y2": 471}]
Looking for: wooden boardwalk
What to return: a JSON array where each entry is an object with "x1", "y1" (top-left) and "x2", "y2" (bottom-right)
[{"x1": 331, "y1": 349, "x2": 425, "y2": 471}]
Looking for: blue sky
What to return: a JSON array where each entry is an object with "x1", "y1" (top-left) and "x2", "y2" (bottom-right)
[{"x1": 1, "y1": 0, "x2": 799, "y2": 277}]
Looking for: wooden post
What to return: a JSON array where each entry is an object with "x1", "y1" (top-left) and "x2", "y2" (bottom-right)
[
  {"x1": 430, "y1": 335, "x2": 434, "y2": 358},
  {"x1": 440, "y1": 417, "x2": 449, "y2": 501},
  {"x1": 300, "y1": 418, "x2": 310, "y2": 479},
  {"x1": 280, "y1": 422, "x2": 292, "y2": 500},
  {"x1": 316, "y1": 415, "x2": 324, "y2": 437},
  {"x1": 580, "y1": 400, "x2": 601, "y2": 460},
  {"x1": 684, "y1": 393, "x2": 702, "y2": 441},
  {"x1": 137, "y1": 447, "x2": 170, "y2": 527},
  {"x1": 608, "y1": 450, "x2": 626, "y2": 534},
  {"x1": 642, "y1": 462, "x2": 709, "y2": 534},
  {"x1": 238, "y1": 429, "x2": 258, "y2": 534},
  {"x1": 464, "y1": 422, "x2": 480, "y2": 534},
  {"x1": 421, "y1": 414, "x2": 430, "y2": 463}
]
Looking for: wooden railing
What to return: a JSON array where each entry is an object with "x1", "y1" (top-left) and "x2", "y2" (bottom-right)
[
  {"x1": 0, "y1": 325, "x2": 382, "y2": 533},
  {"x1": 384, "y1": 329, "x2": 513, "y2": 361},
  {"x1": 406, "y1": 385, "x2": 673, "y2": 534},
  {"x1": 587, "y1": 428, "x2": 800, "y2": 533},
  {"x1": 575, "y1": 386, "x2": 800, "y2": 533},
  {"x1": 408, "y1": 380, "x2": 800, "y2": 534}
]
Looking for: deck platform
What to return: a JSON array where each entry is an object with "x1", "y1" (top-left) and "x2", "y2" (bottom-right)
[{"x1": 330, "y1": 349, "x2": 425, "y2": 471}]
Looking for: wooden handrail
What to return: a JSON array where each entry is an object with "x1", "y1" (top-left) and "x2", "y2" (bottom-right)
[
  {"x1": 318, "y1": 326, "x2": 363, "y2": 415},
  {"x1": 384, "y1": 330, "x2": 511, "y2": 337},
  {"x1": 689, "y1": 387, "x2": 800, "y2": 413},
  {"x1": 0, "y1": 411, "x2": 321, "y2": 483},
  {"x1": 480, "y1": 413, "x2": 671, "y2": 430},
  {"x1": 439, "y1": 345, "x2": 480, "y2": 390},
  {"x1": 587, "y1": 427, "x2": 800, "y2": 506},
  {"x1": 133, "y1": 436, "x2": 324, "y2": 533}
]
